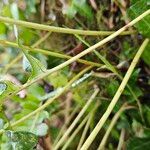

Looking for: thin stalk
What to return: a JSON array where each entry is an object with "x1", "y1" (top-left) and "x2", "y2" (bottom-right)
[
  {"x1": 62, "y1": 116, "x2": 89, "y2": 150},
  {"x1": 53, "y1": 88, "x2": 99, "y2": 150},
  {"x1": 53, "y1": 105, "x2": 80, "y2": 146},
  {"x1": 97, "y1": 105, "x2": 135, "y2": 150},
  {"x1": 62, "y1": 103, "x2": 99, "y2": 150},
  {"x1": 77, "y1": 114, "x2": 92, "y2": 150},
  {"x1": 64, "y1": 92, "x2": 72, "y2": 131},
  {"x1": 30, "y1": 111, "x2": 40, "y2": 132},
  {"x1": 3, "y1": 32, "x2": 51, "y2": 73},
  {"x1": 3, "y1": 54, "x2": 22, "y2": 73},
  {"x1": 117, "y1": 128, "x2": 126, "y2": 150},
  {"x1": 26, "y1": 32, "x2": 52, "y2": 131},
  {"x1": 0, "y1": 40, "x2": 102, "y2": 67},
  {"x1": 80, "y1": 39, "x2": 149, "y2": 150},
  {"x1": 0, "y1": 66, "x2": 92, "y2": 134},
  {"x1": 1, "y1": 9, "x2": 149, "y2": 101},
  {"x1": 0, "y1": 16, "x2": 136, "y2": 36},
  {"x1": 31, "y1": 32, "x2": 51, "y2": 48},
  {"x1": 75, "y1": 34, "x2": 145, "y2": 123},
  {"x1": 77, "y1": 102, "x2": 99, "y2": 150}
]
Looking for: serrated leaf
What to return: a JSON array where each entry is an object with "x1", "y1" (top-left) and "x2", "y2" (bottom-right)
[
  {"x1": 6, "y1": 131, "x2": 38, "y2": 150},
  {"x1": 0, "y1": 81, "x2": 20, "y2": 100},
  {"x1": 127, "y1": 137, "x2": 150, "y2": 150},
  {"x1": 128, "y1": 0, "x2": 150, "y2": 37},
  {"x1": 20, "y1": 43, "x2": 47, "y2": 80},
  {"x1": 23, "y1": 53, "x2": 46, "y2": 80}
]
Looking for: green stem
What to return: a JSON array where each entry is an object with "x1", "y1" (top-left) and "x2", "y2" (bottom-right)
[
  {"x1": 54, "y1": 88, "x2": 99, "y2": 150},
  {"x1": 0, "y1": 16, "x2": 136, "y2": 36},
  {"x1": 62, "y1": 116, "x2": 89, "y2": 150},
  {"x1": 0, "y1": 66, "x2": 92, "y2": 134},
  {"x1": 0, "y1": 40, "x2": 102, "y2": 67},
  {"x1": 98, "y1": 104, "x2": 135, "y2": 150},
  {"x1": 31, "y1": 32, "x2": 51, "y2": 48},
  {"x1": 77, "y1": 102, "x2": 99, "y2": 150},
  {"x1": 3, "y1": 32, "x2": 52, "y2": 73},
  {"x1": 53, "y1": 106, "x2": 80, "y2": 146},
  {"x1": 75, "y1": 34, "x2": 145, "y2": 123},
  {"x1": 1, "y1": 9, "x2": 149, "y2": 101},
  {"x1": 80, "y1": 39, "x2": 149, "y2": 150},
  {"x1": 117, "y1": 128, "x2": 126, "y2": 150}
]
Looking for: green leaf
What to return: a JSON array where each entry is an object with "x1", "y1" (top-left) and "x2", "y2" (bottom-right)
[
  {"x1": 1, "y1": 5, "x2": 12, "y2": 17},
  {"x1": 26, "y1": 0, "x2": 36, "y2": 15},
  {"x1": 0, "y1": 23, "x2": 6, "y2": 34},
  {"x1": 6, "y1": 131, "x2": 38, "y2": 150},
  {"x1": 22, "y1": 50, "x2": 47, "y2": 80},
  {"x1": 107, "y1": 80, "x2": 119, "y2": 97},
  {"x1": 128, "y1": 0, "x2": 150, "y2": 37},
  {"x1": 34, "y1": 123, "x2": 48, "y2": 137},
  {"x1": 128, "y1": 69, "x2": 140, "y2": 85},
  {"x1": 65, "y1": 0, "x2": 94, "y2": 21},
  {"x1": 48, "y1": 71, "x2": 68, "y2": 88},
  {"x1": 127, "y1": 137, "x2": 150, "y2": 150},
  {"x1": 73, "y1": 0, "x2": 94, "y2": 21},
  {"x1": 28, "y1": 83, "x2": 45, "y2": 98},
  {"x1": 0, "y1": 81, "x2": 20, "y2": 100},
  {"x1": 65, "y1": 5, "x2": 77, "y2": 18}
]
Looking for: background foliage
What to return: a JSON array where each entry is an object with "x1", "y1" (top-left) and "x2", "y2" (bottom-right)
[{"x1": 0, "y1": 0, "x2": 150, "y2": 149}]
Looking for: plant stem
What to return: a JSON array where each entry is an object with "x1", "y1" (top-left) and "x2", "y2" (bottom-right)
[
  {"x1": 77, "y1": 102, "x2": 99, "y2": 150},
  {"x1": 3, "y1": 54, "x2": 22, "y2": 73},
  {"x1": 31, "y1": 32, "x2": 51, "y2": 48},
  {"x1": 53, "y1": 106, "x2": 80, "y2": 146},
  {"x1": 1, "y1": 9, "x2": 150, "y2": 100},
  {"x1": 0, "y1": 66, "x2": 92, "y2": 134},
  {"x1": 53, "y1": 87, "x2": 99, "y2": 150},
  {"x1": 0, "y1": 40, "x2": 102, "y2": 67},
  {"x1": 0, "y1": 16, "x2": 136, "y2": 36},
  {"x1": 1, "y1": 9, "x2": 150, "y2": 102},
  {"x1": 62, "y1": 103, "x2": 99, "y2": 150},
  {"x1": 97, "y1": 104, "x2": 135, "y2": 150},
  {"x1": 77, "y1": 114, "x2": 92, "y2": 150},
  {"x1": 75, "y1": 34, "x2": 144, "y2": 123},
  {"x1": 62, "y1": 116, "x2": 89, "y2": 150},
  {"x1": 80, "y1": 38, "x2": 149, "y2": 150},
  {"x1": 3, "y1": 32, "x2": 51, "y2": 73},
  {"x1": 117, "y1": 128, "x2": 126, "y2": 150}
]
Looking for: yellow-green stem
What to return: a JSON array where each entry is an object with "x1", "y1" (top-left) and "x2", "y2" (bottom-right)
[
  {"x1": 54, "y1": 88, "x2": 99, "y2": 150},
  {"x1": 0, "y1": 40, "x2": 102, "y2": 67},
  {"x1": 80, "y1": 39, "x2": 149, "y2": 150},
  {"x1": 1, "y1": 9, "x2": 149, "y2": 101},
  {"x1": 0, "y1": 66, "x2": 92, "y2": 134},
  {"x1": 98, "y1": 104, "x2": 135, "y2": 150},
  {"x1": 0, "y1": 16, "x2": 136, "y2": 36}
]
